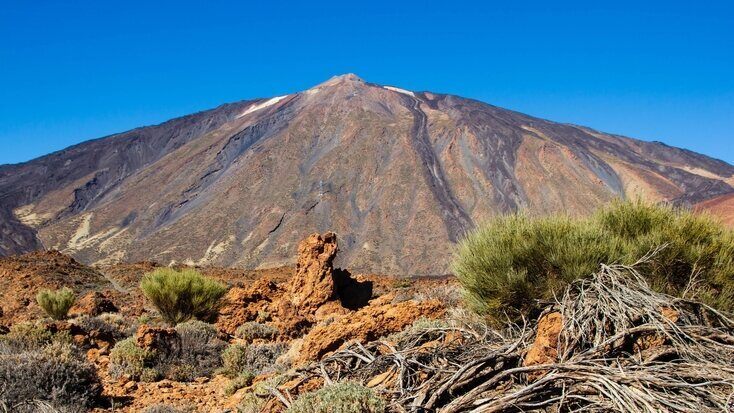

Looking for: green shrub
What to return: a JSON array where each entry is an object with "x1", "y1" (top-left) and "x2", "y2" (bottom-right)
[
  {"x1": 0, "y1": 349, "x2": 101, "y2": 411},
  {"x1": 224, "y1": 371, "x2": 255, "y2": 396},
  {"x1": 237, "y1": 392, "x2": 264, "y2": 413},
  {"x1": 286, "y1": 382, "x2": 386, "y2": 413},
  {"x1": 142, "y1": 404, "x2": 195, "y2": 413},
  {"x1": 595, "y1": 200, "x2": 734, "y2": 306},
  {"x1": 221, "y1": 343, "x2": 286, "y2": 379},
  {"x1": 36, "y1": 287, "x2": 75, "y2": 320},
  {"x1": 140, "y1": 268, "x2": 228, "y2": 325},
  {"x1": 72, "y1": 313, "x2": 132, "y2": 343},
  {"x1": 109, "y1": 337, "x2": 154, "y2": 380},
  {"x1": 0, "y1": 322, "x2": 53, "y2": 352},
  {"x1": 235, "y1": 321, "x2": 279, "y2": 341},
  {"x1": 110, "y1": 321, "x2": 226, "y2": 382},
  {"x1": 454, "y1": 200, "x2": 734, "y2": 320},
  {"x1": 221, "y1": 344, "x2": 249, "y2": 378}
]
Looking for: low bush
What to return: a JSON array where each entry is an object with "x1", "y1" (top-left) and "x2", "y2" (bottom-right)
[
  {"x1": 36, "y1": 287, "x2": 75, "y2": 320},
  {"x1": 166, "y1": 320, "x2": 226, "y2": 381},
  {"x1": 72, "y1": 313, "x2": 132, "y2": 343},
  {"x1": 0, "y1": 322, "x2": 72, "y2": 354},
  {"x1": 221, "y1": 344, "x2": 249, "y2": 378},
  {"x1": 286, "y1": 382, "x2": 386, "y2": 413},
  {"x1": 142, "y1": 404, "x2": 195, "y2": 413},
  {"x1": 108, "y1": 337, "x2": 154, "y2": 380},
  {"x1": 140, "y1": 268, "x2": 228, "y2": 325},
  {"x1": 0, "y1": 322, "x2": 53, "y2": 352},
  {"x1": 109, "y1": 321, "x2": 226, "y2": 382},
  {"x1": 454, "y1": 200, "x2": 734, "y2": 320},
  {"x1": 224, "y1": 371, "x2": 255, "y2": 396},
  {"x1": 235, "y1": 321, "x2": 279, "y2": 341},
  {"x1": 0, "y1": 349, "x2": 101, "y2": 411},
  {"x1": 237, "y1": 393, "x2": 264, "y2": 413}
]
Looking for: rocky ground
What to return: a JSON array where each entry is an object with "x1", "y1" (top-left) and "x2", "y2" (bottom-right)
[
  {"x1": 4, "y1": 232, "x2": 731, "y2": 412},
  {"x1": 0, "y1": 233, "x2": 456, "y2": 412}
]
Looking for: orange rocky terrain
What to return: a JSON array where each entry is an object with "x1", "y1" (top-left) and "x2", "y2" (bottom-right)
[{"x1": 0, "y1": 233, "x2": 454, "y2": 412}]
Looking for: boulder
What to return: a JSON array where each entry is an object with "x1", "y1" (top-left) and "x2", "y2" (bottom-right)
[
  {"x1": 217, "y1": 278, "x2": 283, "y2": 335},
  {"x1": 523, "y1": 311, "x2": 563, "y2": 378},
  {"x1": 135, "y1": 324, "x2": 178, "y2": 351},
  {"x1": 70, "y1": 290, "x2": 118, "y2": 317},
  {"x1": 286, "y1": 232, "x2": 340, "y2": 316},
  {"x1": 296, "y1": 294, "x2": 444, "y2": 362}
]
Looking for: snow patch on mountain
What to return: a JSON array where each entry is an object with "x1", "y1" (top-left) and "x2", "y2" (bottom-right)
[
  {"x1": 238, "y1": 95, "x2": 288, "y2": 118},
  {"x1": 384, "y1": 86, "x2": 415, "y2": 97}
]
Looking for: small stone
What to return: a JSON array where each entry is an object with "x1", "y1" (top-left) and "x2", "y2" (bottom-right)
[{"x1": 123, "y1": 381, "x2": 137, "y2": 392}]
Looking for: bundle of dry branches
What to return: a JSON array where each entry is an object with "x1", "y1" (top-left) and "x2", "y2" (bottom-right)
[{"x1": 275, "y1": 259, "x2": 734, "y2": 412}]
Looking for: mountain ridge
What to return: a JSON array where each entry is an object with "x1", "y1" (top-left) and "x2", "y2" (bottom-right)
[{"x1": 2, "y1": 74, "x2": 733, "y2": 274}]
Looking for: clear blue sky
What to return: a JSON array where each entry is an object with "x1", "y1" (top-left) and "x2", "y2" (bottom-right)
[{"x1": 1, "y1": 1, "x2": 732, "y2": 165}]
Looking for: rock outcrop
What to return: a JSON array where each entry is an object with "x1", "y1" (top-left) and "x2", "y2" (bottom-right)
[
  {"x1": 70, "y1": 290, "x2": 119, "y2": 317},
  {"x1": 135, "y1": 325, "x2": 178, "y2": 352},
  {"x1": 523, "y1": 311, "x2": 563, "y2": 375},
  {"x1": 218, "y1": 278, "x2": 284, "y2": 336},
  {"x1": 217, "y1": 232, "x2": 442, "y2": 362},
  {"x1": 0, "y1": 250, "x2": 112, "y2": 324},
  {"x1": 297, "y1": 293, "x2": 444, "y2": 362},
  {"x1": 219, "y1": 232, "x2": 374, "y2": 337}
]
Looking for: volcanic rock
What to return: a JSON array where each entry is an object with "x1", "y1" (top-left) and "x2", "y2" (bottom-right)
[
  {"x1": 135, "y1": 324, "x2": 178, "y2": 351},
  {"x1": 523, "y1": 311, "x2": 563, "y2": 374},
  {"x1": 70, "y1": 290, "x2": 119, "y2": 317},
  {"x1": 217, "y1": 278, "x2": 284, "y2": 335},
  {"x1": 297, "y1": 293, "x2": 444, "y2": 362},
  {"x1": 0, "y1": 250, "x2": 112, "y2": 323},
  {"x1": 282, "y1": 232, "x2": 339, "y2": 318}
]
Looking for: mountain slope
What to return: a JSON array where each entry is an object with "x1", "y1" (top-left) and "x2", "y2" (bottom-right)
[{"x1": 2, "y1": 74, "x2": 733, "y2": 274}]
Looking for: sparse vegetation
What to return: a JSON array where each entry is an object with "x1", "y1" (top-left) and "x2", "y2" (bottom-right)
[
  {"x1": 221, "y1": 344, "x2": 250, "y2": 378},
  {"x1": 0, "y1": 322, "x2": 53, "y2": 352},
  {"x1": 0, "y1": 340, "x2": 101, "y2": 412},
  {"x1": 36, "y1": 287, "x2": 75, "y2": 320},
  {"x1": 285, "y1": 382, "x2": 386, "y2": 413},
  {"x1": 221, "y1": 342, "x2": 286, "y2": 379},
  {"x1": 108, "y1": 320, "x2": 226, "y2": 382},
  {"x1": 237, "y1": 393, "x2": 264, "y2": 413},
  {"x1": 167, "y1": 320, "x2": 226, "y2": 381},
  {"x1": 109, "y1": 337, "x2": 154, "y2": 380},
  {"x1": 140, "y1": 268, "x2": 228, "y2": 325},
  {"x1": 142, "y1": 404, "x2": 195, "y2": 413},
  {"x1": 223, "y1": 371, "x2": 255, "y2": 395},
  {"x1": 235, "y1": 321, "x2": 279, "y2": 341},
  {"x1": 454, "y1": 200, "x2": 734, "y2": 320},
  {"x1": 72, "y1": 312, "x2": 132, "y2": 343}
]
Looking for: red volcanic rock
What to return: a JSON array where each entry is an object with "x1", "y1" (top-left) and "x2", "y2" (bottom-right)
[
  {"x1": 297, "y1": 294, "x2": 444, "y2": 362},
  {"x1": 0, "y1": 250, "x2": 112, "y2": 324},
  {"x1": 287, "y1": 232, "x2": 339, "y2": 316},
  {"x1": 135, "y1": 325, "x2": 178, "y2": 351},
  {"x1": 523, "y1": 311, "x2": 563, "y2": 375},
  {"x1": 217, "y1": 278, "x2": 284, "y2": 336},
  {"x1": 70, "y1": 290, "x2": 119, "y2": 317}
]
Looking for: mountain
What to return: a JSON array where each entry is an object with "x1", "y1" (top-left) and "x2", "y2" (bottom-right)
[{"x1": 2, "y1": 74, "x2": 733, "y2": 275}]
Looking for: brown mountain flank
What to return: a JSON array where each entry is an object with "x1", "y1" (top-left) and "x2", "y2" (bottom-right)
[{"x1": 695, "y1": 193, "x2": 734, "y2": 227}]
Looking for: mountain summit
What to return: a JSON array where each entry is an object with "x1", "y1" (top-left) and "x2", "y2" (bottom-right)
[{"x1": 2, "y1": 75, "x2": 733, "y2": 274}]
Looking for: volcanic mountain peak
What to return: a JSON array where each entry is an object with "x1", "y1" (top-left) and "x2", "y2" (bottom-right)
[
  {"x1": 319, "y1": 73, "x2": 365, "y2": 86},
  {"x1": 1, "y1": 75, "x2": 733, "y2": 274}
]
